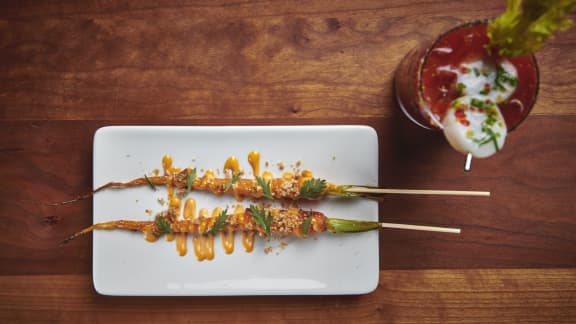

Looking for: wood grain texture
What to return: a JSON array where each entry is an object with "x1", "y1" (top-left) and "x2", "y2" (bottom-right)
[
  {"x1": 0, "y1": 0, "x2": 575, "y2": 121},
  {"x1": 0, "y1": 115, "x2": 574, "y2": 275},
  {"x1": 1, "y1": 0, "x2": 575, "y2": 321},
  {"x1": 1, "y1": 269, "x2": 575, "y2": 323}
]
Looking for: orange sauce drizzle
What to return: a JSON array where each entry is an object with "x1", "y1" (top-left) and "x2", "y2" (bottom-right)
[
  {"x1": 183, "y1": 197, "x2": 196, "y2": 220},
  {"x1": 224, "y1": 156, "x2": 244, "y2": 201},
  {"x1": 165, "y1": 233, "x2": 175, "y2": 242},
  {"x1": 144, "y1": 231, "x2": 160, "y2": 242},
  {"x1": 176, "y1": 233, "x2": 187, "y2": 256},
  {"x1": 200, "y1": 169, "x2": 216, "y2": 194},
  {"x1": 221, "y1": 230, "x2": 235, "y2": 254},
  {"x1": 162, "y1": 155, "x2": 174, "y2": 199},
  {"x1": 248, "y1": 151, "x2": 260, "y2": 177},
  {"x1": 148, "y1": 152, "x2": 315, "y2": 260},
  {"x1": 262, "y1": 170, "x2": 273, "y2": 182},
  {"x1": 192, "y1": 208, "x2": 208, "y2": 261},
  {"x1": 298, "y1": 169, "x2": 314, "y2": 187},
  {"x1": 223, "y1": 156, "x2": 240, "y2": 175},
  {"x1": 242, "y1": 232, "x2": 255, "y2": 253},
  {"x1": 162, "y1": 155, "x2": 179, "y2": 242},
  {"x1": 221, "y1": 205, "x2": 243, "y2": 254},
  {"x1": 282, "y1": 172, "x2": 294, "y2": 181}
]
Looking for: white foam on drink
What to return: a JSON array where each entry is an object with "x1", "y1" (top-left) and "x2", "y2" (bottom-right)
[{"x1": 440, "y1": 59, "x2": 518, "y2": 158}]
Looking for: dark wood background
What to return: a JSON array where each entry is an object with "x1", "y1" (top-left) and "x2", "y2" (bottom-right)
[{"x1": 1, "y1": 0, "x2": 575, "y2": 322}]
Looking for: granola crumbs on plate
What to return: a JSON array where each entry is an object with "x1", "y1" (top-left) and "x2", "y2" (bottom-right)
[{"x1": 277, "y1": 161, "x2": 285, "y2": 170}]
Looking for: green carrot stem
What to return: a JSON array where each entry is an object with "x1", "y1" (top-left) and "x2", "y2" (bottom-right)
[
  {"x1": 326, "y1": 218, "x2": 380, "y2": 233},
  {"x1": 325, "y1": 185, "x2": 361, "y2": 198}
]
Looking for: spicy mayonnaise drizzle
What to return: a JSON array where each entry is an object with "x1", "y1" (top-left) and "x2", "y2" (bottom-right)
[
  {"x1": 248, "y1": 150, "x2": 260, "y2": 177},
  {"x1": 169, "y1": 196, "x2": 256, "y2": 261},
  {"x1": 145, "y1": 152, "x2": 325, "y2": 260},
  {"x1": 223, "y1": 156, "x2": 240, "y2": 175},
  {"x1": 176, "y1": 152, "x2": 321, "y2": 201}
]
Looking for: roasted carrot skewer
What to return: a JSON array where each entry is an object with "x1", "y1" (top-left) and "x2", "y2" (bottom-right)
[
  {"x1": 63, "y1": 205, "x2": 460, "y2": 246},
  {"x1": 46, "y1": 152, "x2": 488, "y2": 207},
  {"x1": 94, "y1": 168, "x2": 354, "y2": 200},
  {"x1": 63, "y1": 203, "x2": 459, "y2": 261},
  {"x1": 62, "y1": 206, "x2": 379, "y2": 245}
]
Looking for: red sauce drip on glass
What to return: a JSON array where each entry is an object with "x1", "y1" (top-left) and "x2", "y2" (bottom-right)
[{"x1": 421, "y1": 23, "x2": 538, "y2": 130}]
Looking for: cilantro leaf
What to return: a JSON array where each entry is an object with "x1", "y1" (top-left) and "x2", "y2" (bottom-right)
[
  {"x1": 206, "y1": 208, "x2": 228, "y2": 235},
  {"x1": 249, "y1": 205, "x2": 272, "y2": 237},
  {"x1": 225, "y1": 173, "x2": 240, "y2": 191},
  {"x1": 256, "y1": 176, "x2": 274, "y2": 200},
  {"x1": 155, "y1": 215, "x2": 172, "y2": 235},
  {"x1": 299, "y1": 178, "x2": 327, "y2": 199}
]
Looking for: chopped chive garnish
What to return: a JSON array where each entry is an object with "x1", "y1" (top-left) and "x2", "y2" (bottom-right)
[
  {"x1": 470, "y1": 98, "x2": 484, "y2": 108},
  {"x1": 456, "y1": 83, "x2": 466, "y2": 95}
]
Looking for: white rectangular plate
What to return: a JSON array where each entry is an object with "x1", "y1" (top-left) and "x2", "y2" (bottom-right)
[{"x1": 93, "y1": 125, "x2": 379, "y2": 295}]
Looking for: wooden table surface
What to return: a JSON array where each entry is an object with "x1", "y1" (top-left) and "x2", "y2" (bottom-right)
[{"x1": 1, "y1": 0, "x2": 575, "y2": 322}]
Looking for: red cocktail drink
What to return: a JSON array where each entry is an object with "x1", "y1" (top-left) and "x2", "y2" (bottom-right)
[{"x1": 395, "y1": 21, "x2": 539, "y2": 158}]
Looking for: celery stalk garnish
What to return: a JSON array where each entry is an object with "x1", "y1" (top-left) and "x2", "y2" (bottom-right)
[{"x1": 488, "y1": 0, "x2": 576, "y2": 57}]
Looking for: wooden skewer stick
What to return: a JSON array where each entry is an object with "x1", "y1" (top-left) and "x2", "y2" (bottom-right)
[
  {"x1": 464, "y1": 152, "x2": 473, "y2": 172},
  {"x1": 346, "y1": 186, "x2": 490, "y2": 197},
  {"x1": 380, "y1": 223, "x2": 461, "y2": 234}
]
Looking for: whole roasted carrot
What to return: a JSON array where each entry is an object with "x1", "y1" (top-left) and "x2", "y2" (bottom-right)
[{"x1": 62, "y1": 205, "x2": 379, "y2": 245}]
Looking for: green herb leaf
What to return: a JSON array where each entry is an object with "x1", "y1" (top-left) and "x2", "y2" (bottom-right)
[
  {"x1": 473, "y1": 118, "x2": 501, "y2": 151},
  {"x1": 144, "y1": 174, "x2": 157, "y2": 191},
  {"x1": 256, "y1": 176, "x2": 274, "y2": 200},
  {"x1": 249, "y1": 205, "x2": 272, "y2": 237},
  {"x1": 155, "y1": 215, "x2": 172, "y2": 235},
  {"x1": 299, "y1": 178, "x2": 327, "y2": 199},
  {"x1": 488, "y1": 0, "x2": 576, "y2": 57},
  {"x1": 302, "y1": 214, "x2": 313, "y2": 235},
  {"x1": 456, "y1": 82, "x2": 466, "y2": 95},
  {"x1": 206, "y1": 208, "x2": 228, "y2": 235},
  {"x1": 473, "y1": 67, "x2": 480, "y2": 77},
  {"x1": 470, "y1": 98, "x2": 484, "y2": 108},
  {"x1": 186, "y1": 167, "x2": 197, "y2": 193},
  {"x1": 225, "y1": 173, "x2": 240, "y2": 191}
]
